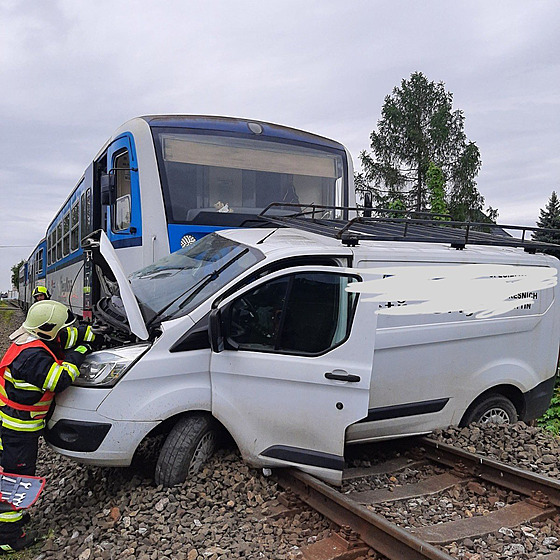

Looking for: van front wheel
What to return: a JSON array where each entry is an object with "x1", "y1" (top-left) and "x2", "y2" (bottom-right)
[
  {"x1": 461, "y1": 394, "x2": 518, "y2": 426},
  {"x1": 155, "y1": 415, "x2": 218, "y2": 487}
]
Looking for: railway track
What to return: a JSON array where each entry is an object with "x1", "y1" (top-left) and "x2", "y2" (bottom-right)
[
  {"x1": 0, "y1": 299, "x2": 19, "y2": 311},
  {"x1": 273, "y1": 436, "x2": 560, "y2": 560}
]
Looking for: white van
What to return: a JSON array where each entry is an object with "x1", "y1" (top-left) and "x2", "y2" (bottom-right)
[{"x1": 45, "y1": 220, "x2": 560, "y2": 486}]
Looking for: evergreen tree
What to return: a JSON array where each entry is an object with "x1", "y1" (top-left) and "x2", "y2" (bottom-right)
[
  {"x1": 533, "y1": 192, "x2": 560, "y2": 255},
  {"x1": 359, "y1": 72, "x2": 490, "y2": 220}
]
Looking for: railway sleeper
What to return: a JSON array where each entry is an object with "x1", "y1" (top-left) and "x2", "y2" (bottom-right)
[
  {"x1": 263, "y1": 490, "x2": 308, "y2": 520},
  {"x1": 342, "y1": 457, "x2": 428, "y2": 481},
  {"x1": 350, "y1": 471, "x2": 472, "y2": 505},
  {"x1": 411, "y1": 498, "x2": 556, "y2": 545},
  {"x1": 300, "y1": 526, "x2": 370, "y2": 560}
]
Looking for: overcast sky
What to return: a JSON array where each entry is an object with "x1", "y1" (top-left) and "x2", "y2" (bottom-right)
[{"x1": 0, "y1": 0, "x2": 558, "y2": 289}]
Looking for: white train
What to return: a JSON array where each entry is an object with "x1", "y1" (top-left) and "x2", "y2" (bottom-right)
[{"x1": 18, "y1": 115, "x2": 355, "y2": 317}]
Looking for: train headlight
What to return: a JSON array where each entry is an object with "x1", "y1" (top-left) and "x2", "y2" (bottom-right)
[{"x1": 74, "y1": 343, "x2": 151, "y2": 387}]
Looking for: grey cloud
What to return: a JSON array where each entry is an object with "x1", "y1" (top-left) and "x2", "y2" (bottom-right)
[{"x1": 0, "y1": 0, "x2": 559, "y2": 288}]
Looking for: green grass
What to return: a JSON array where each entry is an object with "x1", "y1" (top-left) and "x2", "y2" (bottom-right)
[
  {"x1": 538, "y1": 372, "x2": 560, "y2": 435},
  {"x1": 0, "y1": 301, "x2": 15, "y2": 326}
]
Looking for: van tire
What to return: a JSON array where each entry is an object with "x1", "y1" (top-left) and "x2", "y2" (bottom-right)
[
  {"x1": 154, "y1": 415, "x2": 217, "y2": 487},
  {"x1": 461, "y1": 394, "x2": 518, "y2": 426}
]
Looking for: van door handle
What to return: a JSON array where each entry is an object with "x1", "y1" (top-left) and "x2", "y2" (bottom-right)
[{"x1": 324, "y1": 372, "x2": 361, "y2": 382}]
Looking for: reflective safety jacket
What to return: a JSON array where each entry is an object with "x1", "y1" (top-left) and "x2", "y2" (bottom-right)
[
  {"x1": 60, "y1": 325, "x2": 96, "y2": 351},
  {"x1": 0, "y1": 331, "x2": 91, "y2": 435}
]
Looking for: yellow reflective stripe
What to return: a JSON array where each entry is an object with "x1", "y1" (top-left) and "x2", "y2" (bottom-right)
[
  {"x1": 4, "y1": 370, "x2": 42, "y2": 392},
  {"x1": 84, "y1": 326, "x2": 95, "y2": 342},
  {"x1": 0, "y1": 411, "x2": 43, "y2": 431},
  {"x1": 62, "y1": 362, "x2": 80, "y2": 382},
  {"x1": 43, "y1": 363, "x2": 63, "y2": 391},
  {"x1": 0, "y1": 511, "x2": 23, "y2": 523},
  {"x1": 65, "y1": 327, "x2": 78, "y2": 349}
]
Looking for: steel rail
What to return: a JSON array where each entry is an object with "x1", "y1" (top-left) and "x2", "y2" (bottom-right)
[
  {"x1": 276, "y1": 469, "x2": 455, "y2": 560},
  {"x1": 420, "y1": 436, "x2": 560, "y2": 506}
]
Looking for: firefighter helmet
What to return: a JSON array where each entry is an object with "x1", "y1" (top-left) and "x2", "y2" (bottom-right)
[
  {"x1": 32, "y1": 286, "x2": 51, "y2": 301},
  {"x1": 23, "y1": 300, "x2": 75, "y2": 341}
]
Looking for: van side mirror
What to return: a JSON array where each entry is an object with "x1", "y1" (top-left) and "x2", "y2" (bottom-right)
[
  {"x1": 100, "y1": 173, "x2": 116, "y2": 206},
  {"x1": 209, "y1": 309, "x2": 224, "y2": 353}
]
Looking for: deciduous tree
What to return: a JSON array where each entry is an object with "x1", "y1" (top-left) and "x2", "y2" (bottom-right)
[
  {"x1": 426, "y1": 162, "x2": 448, "y2": 218},
  {"x1": 11, "y1": 260, "x2": 24, "y2": 290}
]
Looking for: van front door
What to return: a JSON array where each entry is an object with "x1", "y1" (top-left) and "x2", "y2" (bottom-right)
[{"x1": 209, "y1": 267, "x2": 376, "y2": 485}]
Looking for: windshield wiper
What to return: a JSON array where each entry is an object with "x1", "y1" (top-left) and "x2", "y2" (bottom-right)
[{"x1": 148, "y1": 248, "x2": 249, "y2": 325}]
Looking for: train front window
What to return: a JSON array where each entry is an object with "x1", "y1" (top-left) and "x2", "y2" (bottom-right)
[{"x1": 152, "y1": 130, "x2": 345, "y2": 224}]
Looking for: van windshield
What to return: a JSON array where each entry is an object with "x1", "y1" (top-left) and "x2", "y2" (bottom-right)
[{"x1": 129, "y1": 234, "x2": 263, "y2": 324}]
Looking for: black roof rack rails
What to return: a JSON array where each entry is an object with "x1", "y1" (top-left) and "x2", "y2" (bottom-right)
[{"x1": 258, "y1": 203, "x2": 560, "y2": 254}]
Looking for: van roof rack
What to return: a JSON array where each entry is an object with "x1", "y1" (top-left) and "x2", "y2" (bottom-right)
[{"x1": 258, "y1": 203, "x2": 560, "y2": 254}]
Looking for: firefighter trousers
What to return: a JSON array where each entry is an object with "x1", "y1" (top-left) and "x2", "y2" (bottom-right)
[{"x1": 0, "y1": 427, "x2": 40, "y2": 541}]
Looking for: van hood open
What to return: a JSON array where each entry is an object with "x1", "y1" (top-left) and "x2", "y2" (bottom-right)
[{"x1": 83, "y1": 230, "x2": 149, "y2": 341}]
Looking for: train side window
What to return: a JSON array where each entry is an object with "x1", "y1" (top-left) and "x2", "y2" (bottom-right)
[
  {"x1": 71, "y1": 200, "x2": 80, "y2": 252},
  {"x1": 114, "y1": 151, "x2": 131, "y2": 231},
  {"x1": 80, "y1": 189, "x2": 92, "y2": 238},
  {"x1": 63, "y1": 212, "x2": 70, "y2": 256},
  {"x1": 56, "y1": 223, "x2": 62, "y2": 261},
  {"x1": 37, "y1": 249, "x2": 43, "y2": 274},
  {"x1": 47, "y1": 233, "x2": 53, "y2": 266}
]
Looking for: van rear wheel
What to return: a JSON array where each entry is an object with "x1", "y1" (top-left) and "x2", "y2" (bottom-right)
[
  {"x1": 461, "y1": 394, "x2": 518, "y2": 426},
  {"x1": 155, "y1": 415, "x2": 217, "y2": 487}
]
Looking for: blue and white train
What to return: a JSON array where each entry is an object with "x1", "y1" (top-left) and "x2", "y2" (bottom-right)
[{"x1": 19, "y1": 115, "x2": 355, "y2": 319}]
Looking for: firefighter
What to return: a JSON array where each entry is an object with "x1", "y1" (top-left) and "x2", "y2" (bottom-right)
[
  {"x1": 31, "y1": 286, "x2": 51, "y2": 303},
  {"x1": 0, "y1": 300, "x2": 95, "y2": 552}
]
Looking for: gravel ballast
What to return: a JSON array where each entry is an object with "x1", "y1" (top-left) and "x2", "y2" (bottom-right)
[
  {"x1": 1, "y1": 308, "x2": 336, "y2": 559},
  {"x1": 2, "y1": 304, "x2": 560, "y2": 559}
]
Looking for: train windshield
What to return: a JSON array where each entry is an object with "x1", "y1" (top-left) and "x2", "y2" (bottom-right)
[
  {"x1": 152, "y1": 129, "x2": 346, "y2": 225},
  {"x1": 129, "y1": 233, "x2": 263, "y2": 324}
]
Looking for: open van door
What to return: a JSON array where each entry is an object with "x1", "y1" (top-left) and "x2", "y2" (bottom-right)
[{"x1": 209, "y1": 266, "x2": 376, "y2": 485}]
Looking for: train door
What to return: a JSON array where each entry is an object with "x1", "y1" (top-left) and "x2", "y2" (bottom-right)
[{"x1": 104, "y1": 135, "x2": 143, "y2": 256}]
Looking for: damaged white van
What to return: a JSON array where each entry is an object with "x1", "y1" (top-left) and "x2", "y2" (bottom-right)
[{"x1": 45, "y1": 214, "x2": 560, "y2": 486}]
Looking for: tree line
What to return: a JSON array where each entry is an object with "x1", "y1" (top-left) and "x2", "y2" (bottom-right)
[{"x1": 357, "y1": 71, "x2": 559, "y2": 251}]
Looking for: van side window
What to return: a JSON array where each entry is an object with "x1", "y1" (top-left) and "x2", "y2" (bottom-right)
[
  {"x1": 227, "y1": 272, "x2": 358, "y2": 355},
  {"x1": 229, "y1": 277, "x2": 288, "y2": 350},
  {"x1": 114, "y1": 151, "x2": 131, "y2": 231}
]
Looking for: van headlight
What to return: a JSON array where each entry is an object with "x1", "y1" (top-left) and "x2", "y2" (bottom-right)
[{"x1": 74, "y1": 344, "x2": 151, "y2": 387}]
